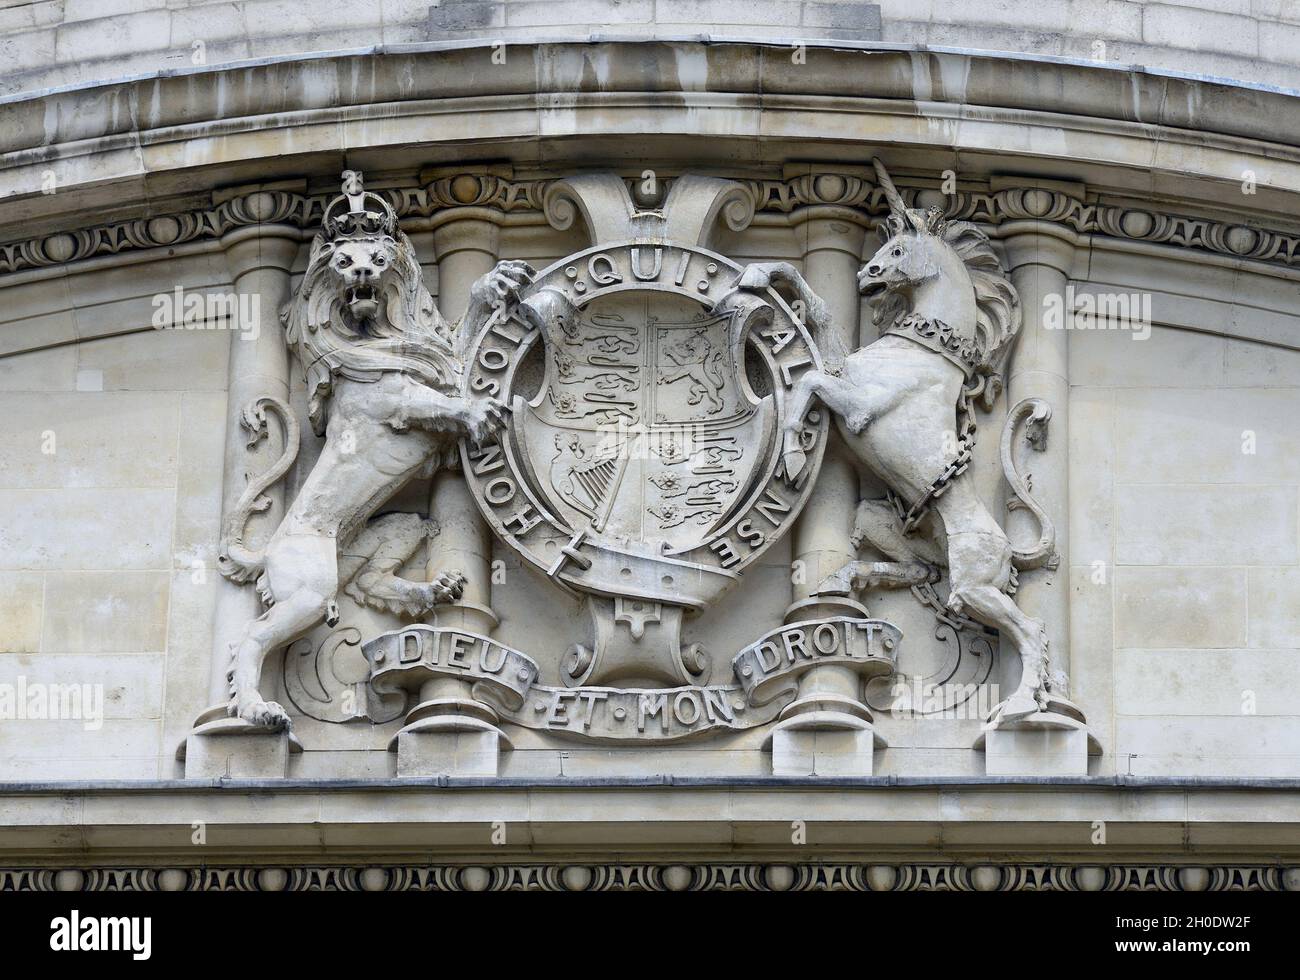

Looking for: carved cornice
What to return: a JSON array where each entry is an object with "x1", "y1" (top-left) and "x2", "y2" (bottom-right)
[
  {"x1": 0, "y1": 176, "x2": 551, "y2": 276},
  {"x1": 748, "y1": 176, "x2": 1300, "y2": 263},
  {"x1": 2, "y1": 863, "x2": 1293, "y2": 892},
  {"x1": 746, "y1": 173, "x2": 883, "y2": 214},
  {"x1": 1, "y1": 172, "x2": 1297, "y2": 277},
  {"x1": 945, "y1": 186, "x2": 1296, "y2": 262}
]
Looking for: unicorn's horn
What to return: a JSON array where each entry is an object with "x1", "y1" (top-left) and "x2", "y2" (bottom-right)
[{"x1": 872, "y1": 157, "x2": 907, "y2": 214}]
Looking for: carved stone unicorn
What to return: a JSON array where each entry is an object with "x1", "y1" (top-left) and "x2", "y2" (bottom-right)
[{"x1": 731, "y1": 159, "x2": 1059, "y2": 723}]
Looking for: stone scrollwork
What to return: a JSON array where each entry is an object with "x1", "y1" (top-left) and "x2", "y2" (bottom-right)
[
  {"x1": 215, "y1": 171, "x2": 533, "y2": 731},
  {"x1": 364, "y1": 618, "x2": 898, "y2": 742}
]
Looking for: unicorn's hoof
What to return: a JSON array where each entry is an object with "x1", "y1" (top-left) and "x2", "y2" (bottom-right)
[
  {"x1": 996, "y1": 694, "x2": 1040, "y2": 722},
  {"x1": 782, "y1": 449, "x2": 808, "y2": 480},
  {"x1": 813, "y1": 569, "x2": 853, "y2": 597}
]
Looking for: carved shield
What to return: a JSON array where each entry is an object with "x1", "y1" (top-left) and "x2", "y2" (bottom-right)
[
  {"x1": 459, "y1": 177, "x2": 829, "y2": 689},
  {"x1": 521, "y1": 286, "x2": 773, "y2": 552}
]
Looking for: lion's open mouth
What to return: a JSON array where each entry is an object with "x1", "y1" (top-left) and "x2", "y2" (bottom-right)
[{"x1": 345, "y1": 284, "x2": 379, "y2": 318}]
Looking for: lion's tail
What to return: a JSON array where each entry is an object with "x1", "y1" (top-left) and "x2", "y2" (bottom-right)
[
  {"x1": 217, "y1": 397, "x2": 300, "y2": 584},
  {"x1": 705, "y1": 350, "x2": 725, "y2": 391},
  {"x1": 1001, "y1": 397, "x2": 1059, "y2": 571}
]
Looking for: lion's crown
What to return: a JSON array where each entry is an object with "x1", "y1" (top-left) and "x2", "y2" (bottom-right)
[{"x1": 322, "y1": 170, "x2": 397, "y2": 240}]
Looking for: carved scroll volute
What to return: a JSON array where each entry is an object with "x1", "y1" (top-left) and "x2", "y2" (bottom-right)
[
  {"x1": 543, "y1": 173, "x2": 643, "y2": 242},
  {"x1": 543, "y1": 172, "x2": 757, "y2": 248},
  {"x1": 660, "y1": 175, "x2": 756, "y2": 244}
]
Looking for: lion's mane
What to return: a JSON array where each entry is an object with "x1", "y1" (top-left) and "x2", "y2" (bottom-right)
[{"x1": 282, "y1": 229, "x2": 461, "y2": 435}]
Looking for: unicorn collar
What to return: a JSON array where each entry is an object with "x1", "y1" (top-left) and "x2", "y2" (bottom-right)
[{"x1": 885, "y1": 312, "x2": 980, "y2": 378}]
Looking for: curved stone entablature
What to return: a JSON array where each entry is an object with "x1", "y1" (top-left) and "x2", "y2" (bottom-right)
[
  {"x1": 2, "y1": 41, "x2": 1300, "y2": 240},
  {"x1": 5, "y1": 1, "x2": 1300, "y2": 97}
]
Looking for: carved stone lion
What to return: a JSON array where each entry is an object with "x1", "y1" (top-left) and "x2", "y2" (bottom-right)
[{"x1": 217, "y1": 172, "x2": 532, "y2": 730}]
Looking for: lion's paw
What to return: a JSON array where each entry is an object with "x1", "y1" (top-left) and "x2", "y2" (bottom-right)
[
  {"x1": 470, "y1": 260, "x2": 537, "y2": 311},
  {"x1": 236, "y1": 698, "x2": 291, "y2": 732},
  {"x1": 460, "y1": 398, "x2": 510, "y2": 445},
  {"x1": 431, "y1": 569, "x2": 467, "y2": 604}
]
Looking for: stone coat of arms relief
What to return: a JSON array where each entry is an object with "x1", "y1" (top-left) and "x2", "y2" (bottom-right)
[{"x1": 215, "y1": 165, "x2": 1093, "y2": 769}]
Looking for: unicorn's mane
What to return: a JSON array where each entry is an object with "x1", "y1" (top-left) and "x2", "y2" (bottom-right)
[
  {"x1": 865, "y1": 158, "x2": 1022, "y2": 378},
  {"x1": 942, "y1": 219, "x2": 1021, "y2": 374},
  {"x1": 871, "y1": 205, "x2": 1021, "y2": 376}
]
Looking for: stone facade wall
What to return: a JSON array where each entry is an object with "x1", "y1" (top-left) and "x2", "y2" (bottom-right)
[
  {"x1": 1067, "y1": 251, "x2": 1300, "y2": 777},
  {"x1": 1, "y1": 26, "x2": 1299, "y2": 876},
  {"x1": 4, "y1": 1, "x2": 1300, "y2": 97},
  {"x1": 0, "y1": 255, "x2": 232, "y2": 777}
]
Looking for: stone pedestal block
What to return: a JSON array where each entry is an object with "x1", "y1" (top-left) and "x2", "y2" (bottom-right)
[
  {"x1": 984, "y1": 728, "x2": 1088, "y2": 777},
  {"x1": 183, "y1": 723, "x2": 299, "y2": 779},
  {"x1": 396, "y1": 728, "x2": 505, "y2": 778},
  {"x1": 771, "y1": 725, "x2": 875, "y2": 777}
]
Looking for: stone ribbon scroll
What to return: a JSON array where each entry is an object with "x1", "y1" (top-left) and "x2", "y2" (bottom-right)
[
  {"x1": 364, "y1": 617, "x2": 900, "y2": 743},
  {"x1": 730, "y1": 616, "x2": 901, "y2": 706}
]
